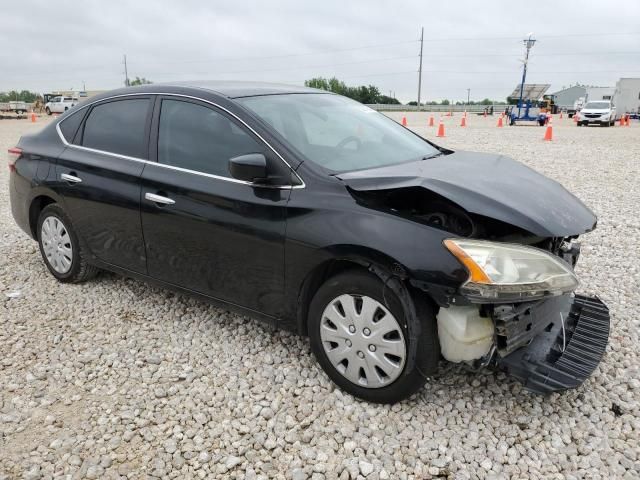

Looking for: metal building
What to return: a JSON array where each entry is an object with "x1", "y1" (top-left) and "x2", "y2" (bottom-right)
[
  {"x1": 550, "y1": 85, "x2": 587, "y2": 109},
  {"x1": 614, "y1": 78, "x2": 640, "y2": 114}
]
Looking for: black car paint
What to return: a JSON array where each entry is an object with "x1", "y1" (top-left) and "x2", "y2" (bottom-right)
[
  {"x1": 338, "y1": 151, "x2": 597, "y2": 238},
  {"x1": 10, "y1": 83, "x2": 592, "y2": 337}
]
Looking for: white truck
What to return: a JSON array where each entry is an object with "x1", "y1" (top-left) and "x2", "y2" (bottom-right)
[{"x1": 44, "y1": 95, "x2": 77, "y2": 115}]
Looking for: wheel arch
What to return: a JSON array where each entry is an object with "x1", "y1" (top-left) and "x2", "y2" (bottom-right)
[
  {"x1": 296, "y1": 245, "x2": 439, "y2": 385},
  {"x1": 28, "y1": 193, "x2": 61, "y2": 239},
  {"x1": 295, "y1": 245, "x2": 417, "y2": 337}
]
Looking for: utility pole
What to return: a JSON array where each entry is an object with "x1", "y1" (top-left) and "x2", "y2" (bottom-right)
[
  {"x1": 123, "y1": 54, "x2": 130, "y2": 87},
  {"x1": 517, "y1": 33, "x2": 536, "y2": 118},
  {"x1": 417, "y1": 26, "x2": 424, "y2": 111},
  {"x1": 467, "y1": 88, "x2": 470, "y2": 106}
]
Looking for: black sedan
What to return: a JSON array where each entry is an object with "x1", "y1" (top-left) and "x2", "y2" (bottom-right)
[{"x1": 8, "y1": 82, "x2": 610, "y2": 403}]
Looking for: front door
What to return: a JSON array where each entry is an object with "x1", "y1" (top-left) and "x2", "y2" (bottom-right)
[{"x1": 140, "y1": 97, "x2": 291, "y2": 317}]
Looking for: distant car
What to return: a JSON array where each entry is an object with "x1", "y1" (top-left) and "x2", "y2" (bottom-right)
[
  {"x1": 577, "y1": 100, "x2": 617, "y2": 127},
  {"x1": 8, "y1": 83, "x2": 610, "y2": 403},
  {"x1": 44, "y1": 96, "x2": 77, "y2": 115}
]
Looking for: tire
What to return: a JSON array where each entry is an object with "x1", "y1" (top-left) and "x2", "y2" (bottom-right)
[
  {"x1": 45, "y1": 107, "x2": 51, "y2": 115},
  {"x1": 308, "y1": 269, "x2": 439, "y2": 403},
  {"x1": 37, "y1": 204, "x2": 99, "y2": 283}
]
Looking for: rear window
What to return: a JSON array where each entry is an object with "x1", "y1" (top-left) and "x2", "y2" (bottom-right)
[
  {"x1": 59, "y1": 110, "x2": 85, "y2": 143},
  {"x1": 81, "y1": 99, "x2": 150, "y2": 158}
]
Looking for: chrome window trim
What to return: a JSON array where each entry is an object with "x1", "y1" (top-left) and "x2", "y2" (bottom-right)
[{"x1": 55, "y1": 92, "x2": 305, "y2": 189}]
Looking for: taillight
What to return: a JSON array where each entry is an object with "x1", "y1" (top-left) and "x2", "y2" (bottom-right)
[{"x1": 7, "y1": 147, "x2": 22, "y2": 172}]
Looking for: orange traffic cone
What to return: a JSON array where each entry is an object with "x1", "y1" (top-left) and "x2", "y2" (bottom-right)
[
  {"x1": 428, "y1": 115, "x2": 434, "y2": 127},
  {"x1": 401, "y1": 116, "x2": 407, "y2": 126},
  {"x1": 544, "y1": 117, "x2": 553, "y2": 141},
  {"x1": 560, "y1": 111, "x2": 563, "y2": 119},
  {"x1": 460, "y1": 116, "x2": 466, "y2": 127},
  {"x1": 497, "y1": 116, "x2": 503, "y2": 128},
  {"x1": 31, "y1": 112, "x2": 36, "y2": 123},
  {"x1": 626, "y1": 115, "x2": 631, "y2": 127},
  {"x1": 436, "y1": 119, "x2": 445, "y2": 137}
]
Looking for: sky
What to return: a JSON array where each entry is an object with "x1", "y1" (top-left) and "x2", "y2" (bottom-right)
[{"x1": 1, "y1": 0, "x2": 639, "y2": 103}]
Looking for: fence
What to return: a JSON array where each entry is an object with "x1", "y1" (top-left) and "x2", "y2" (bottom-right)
[{"x1": 366, "y1": 104, "x2": 510, "y2": 113}]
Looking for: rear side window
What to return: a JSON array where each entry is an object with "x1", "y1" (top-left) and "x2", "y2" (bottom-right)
[
  {"x1": 82, "y1": 99, "x2": 150, "y2": 158},
  {"x1": 157, "y1": 99, "x2": 263, "y2": 178},
  {"x1": 59, "y1": 110, "x2": 85, "y2": 143}
]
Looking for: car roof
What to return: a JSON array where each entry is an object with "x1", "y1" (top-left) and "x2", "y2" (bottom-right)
[
  {"x1": 169, "y1": 81, "x2": 325, "y2": 98},
  {"x1": 86, "y1": 81, "x2": 326, "y2": 102}
]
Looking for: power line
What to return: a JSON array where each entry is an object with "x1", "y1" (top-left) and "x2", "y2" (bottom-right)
[{"x1": 130, "y1": 39, "x2": 419, "y2": 66}]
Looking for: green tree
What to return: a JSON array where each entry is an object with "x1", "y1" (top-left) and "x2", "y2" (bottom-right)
[
  {"x1": 305, "y1": 77, "x2": 389, "y2": 104},
  {"x1": 129, "y1": 77, "x2": 152, "y2": 86},
  {"x1": 0, "y1": 90, "x2": 40, "y2": 102},
  {"x1": 378, "y1": 95, "x2": 400, "y2": 105}
]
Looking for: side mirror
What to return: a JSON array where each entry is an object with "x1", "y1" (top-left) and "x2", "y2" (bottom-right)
[{"x1": 228, "y1": 153, "x2": 268, "y2": 183}]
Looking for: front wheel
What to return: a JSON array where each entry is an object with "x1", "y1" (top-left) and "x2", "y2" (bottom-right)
[
  {"x1": 308, "y1": 270, "x2": 439, "y2": 403},
  {"x1": 37, "y1": 204, "x2": 99, "y2": 283},
  {"x1": 45, "y1": 107, "x2": 51, "y2": 115}
]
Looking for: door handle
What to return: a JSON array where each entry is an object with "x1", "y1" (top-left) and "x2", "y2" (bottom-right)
[
  {"x1": 145, "y1": 192, "x2": 175, "y2": 205},
  {"x1": 60, "y1": 173, "x2": 82, "y2": 183}
]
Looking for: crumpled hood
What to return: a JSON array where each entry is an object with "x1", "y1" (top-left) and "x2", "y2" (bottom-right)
[{"x1": 336, "y1": 151, "x2": 597, "y2": 237}]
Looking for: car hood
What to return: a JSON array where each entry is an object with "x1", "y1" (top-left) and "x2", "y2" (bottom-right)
[{"x1": 336, "y1": 151, "x2": 597, "y2": 237}]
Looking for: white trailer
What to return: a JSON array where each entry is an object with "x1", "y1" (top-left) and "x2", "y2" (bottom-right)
[
  {"x1": 585, "y1": 87, "x2": 615, "y2": 102},
  {"x1": 613, "y1": 78, "x2": 640, "y2": 115},
  {"x1": 0, "y1": 101, "x2": 29, "y2": 114}
]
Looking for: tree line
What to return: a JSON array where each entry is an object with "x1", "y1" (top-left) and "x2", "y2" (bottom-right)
[
  {"x1": 0, "y1": 90, "x2": 40, "y2": 103},
  {"x1": 305, "y1": 77, "x2": 501, "y2": 105}
]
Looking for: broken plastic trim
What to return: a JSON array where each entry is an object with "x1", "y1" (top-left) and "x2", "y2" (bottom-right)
[{"x1": 497, "y1": 294, "x2": 610, "y2": 394}]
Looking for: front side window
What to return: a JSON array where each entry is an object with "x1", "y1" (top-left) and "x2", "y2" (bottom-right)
[
  {"x1": 82, "y1": 99, "x2": 149, "y2": 158},
  {"x1": 238, "y1": 93, "x2": 441, "y2": 173},
  {"x1": 157, "y1": 99, "x2": 264, "y2": 178}
]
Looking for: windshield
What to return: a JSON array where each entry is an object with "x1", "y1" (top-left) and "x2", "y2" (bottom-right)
[
  {"x1": 584, "y1": 101, "x2": 611, "y2": 109},
  {"x1": 238, "y1": 94, "x2": 440, "y2": 172}
]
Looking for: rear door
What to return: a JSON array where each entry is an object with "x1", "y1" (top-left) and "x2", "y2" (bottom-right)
[
  {"x1": 55, "y1": 96, "x2": 153, "y2": 273},
  {"x1": 139, "y1": 96, "x2": 292, "y2": 316}
]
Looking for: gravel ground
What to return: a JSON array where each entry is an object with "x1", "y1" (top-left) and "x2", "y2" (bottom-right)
[{"x1": 1, "y1": 114, "x2": 638, "y2": 479}]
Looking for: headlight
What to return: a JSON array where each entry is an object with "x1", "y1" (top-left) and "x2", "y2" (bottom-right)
[{"x1": 444, "y1": 239, "x2": 578, "y2": 302}]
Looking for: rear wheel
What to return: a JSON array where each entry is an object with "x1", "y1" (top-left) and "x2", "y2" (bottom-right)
[
  {"x1": 37, "y1": 204, "x2": 99, "y2": 283},
  {"x1": 308, "y1": 270, "x2": 439, "y2": 403}
]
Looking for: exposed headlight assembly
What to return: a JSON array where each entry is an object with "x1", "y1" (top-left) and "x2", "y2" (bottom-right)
[{"x1": 444, "y1": 239, "x2": 578, "y2": 302}]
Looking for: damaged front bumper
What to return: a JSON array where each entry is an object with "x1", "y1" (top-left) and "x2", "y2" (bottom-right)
[{"x1": 493, "y1": 294, "x2": 610, "y2": 394}]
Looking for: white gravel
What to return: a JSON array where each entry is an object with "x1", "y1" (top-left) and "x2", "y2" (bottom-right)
[{"x1": 1, "y1": 114, "x2": 639, "y2": 479}]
